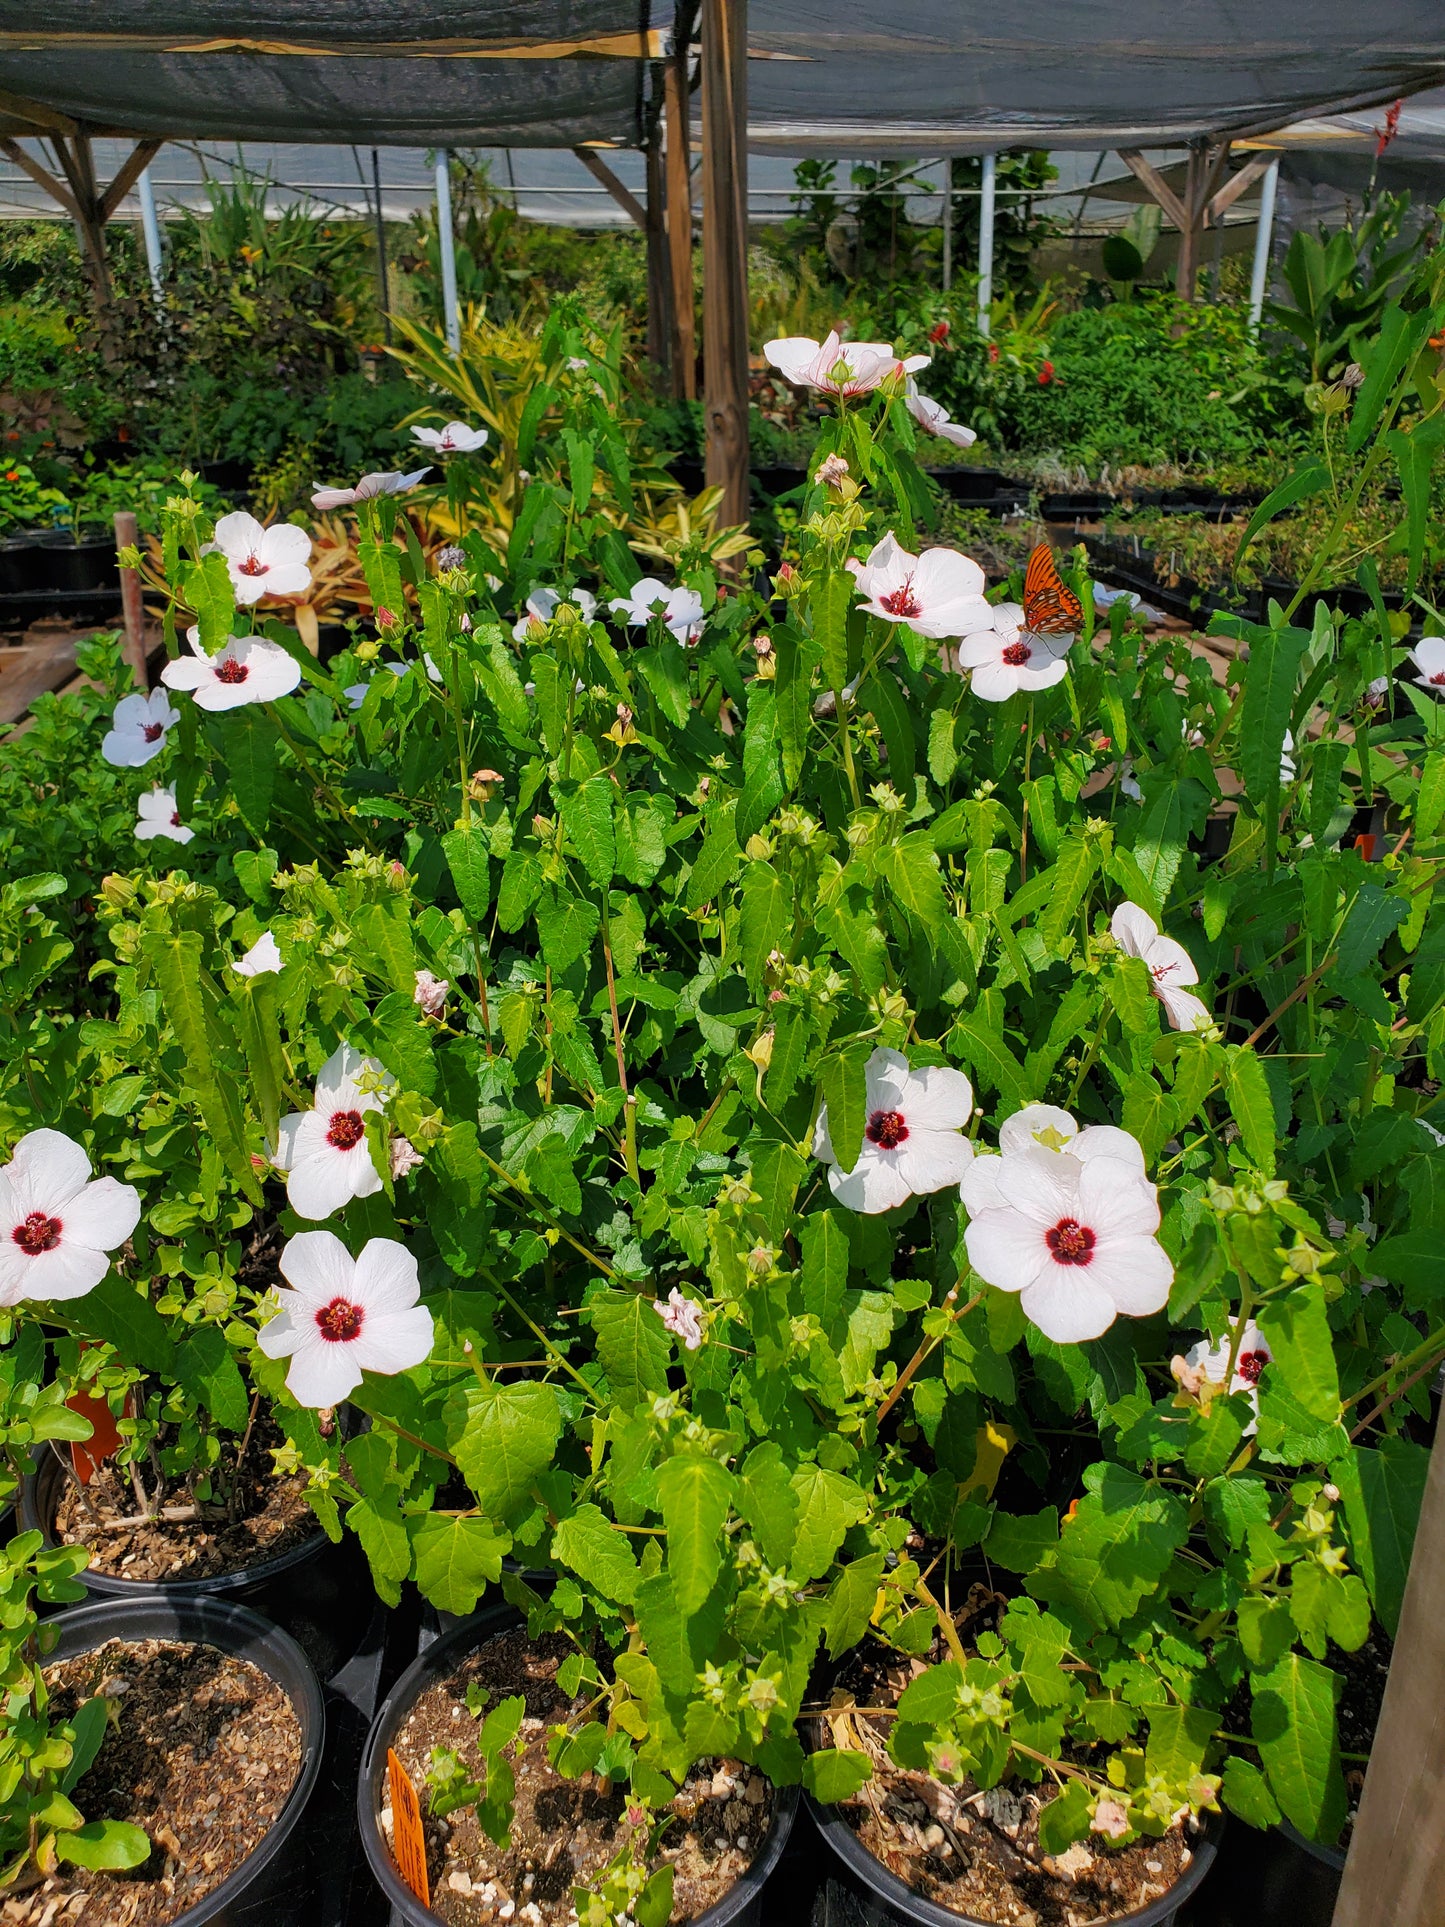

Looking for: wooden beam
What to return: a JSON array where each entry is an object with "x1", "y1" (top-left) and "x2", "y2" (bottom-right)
[
  {"x1": 644, "y1": 116, "x2": 674, "y2": 386},
  {"x1": 113, "y1": 512, "x2": 149, "y2": 692},
  {"x1": 99, "y1": 138, "x2": 163, "y2": 223},
  {"x1": 1192, "y1": 139, "x2": 1234, "y2": 225},
  {"x1": 700, "y1": 0, "x2": 749, "y2": 530},
  {"x1": 1117, "y1": 149, "x2": 1188, "y2": 234},
  {"x1": 0, "y1": 137, "x2": 80, "y2": 220},
  {"x1": 0, "y1": 88, "x2": 79, "y2": 136},
  {"x1": 570, "y1": 146, "x2": 647, "y2": 231},
  {"x1": 664, "y1": 42, "x2": 696, "y2": 401},
  {"x1": 1333, "y1": 1418, "x2": 1445, "y2": 1927},
  {"x1": 1206, "y1": 154, "x2": 1274, "y2": 225}
]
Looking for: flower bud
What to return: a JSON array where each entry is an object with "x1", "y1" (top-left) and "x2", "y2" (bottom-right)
[
  {"x1": 746, "y1": 1027, "x2": 775, "y2": 1072},
  {"x1": 99, "y1": 873, "x2": 138, "y2": 911}
]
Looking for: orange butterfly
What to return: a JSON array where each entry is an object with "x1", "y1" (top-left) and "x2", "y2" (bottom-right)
[{"x1": 1023, "y1": 543, "x2": 1083, "y2": 636}]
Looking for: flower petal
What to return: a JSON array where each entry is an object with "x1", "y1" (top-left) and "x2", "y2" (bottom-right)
[
  {"x1": 900, "y1": 1064, "x2": 974, "y2": 1131},
  {"x1": 58, "y1": 1177, "x2": 141, "y2": 1254},
  {"x1": 993, "y1": 1148, "x2": 1084, "y2": 1228},
  {"x1": 278, "y1": 1229, "x2": 357, "y2": 1303},
  {"x1": 965, "y1": 1206, "x2": 1051, "y2": 1294},
  {"x1": 5, "y1": 1129, "x2": 93, "y2": 1212},
  {"x1": 351, "y1": 1237, "x2": 422, "y2": 1316},
  {"x1": 347, "y1": 1304, "x2": 435, "y2": 1378},
  {"x1": 827, "y1": 1150, "x2": 913, "y2": 1214},
  {"x1": 1019, "y1": 1267, "x2": 1121, "y2": 1342},
  {"x1": 1110, "y1": 901, "x2": 1158, "y2": 960},
  {"x1": 1086, "y1": 1233, "x2": 1173, "y2": 1316},
  {"x1": 999, "y1": 1104, "x2": 1078, "y2": 1157},
  {"x1": 1075, "y1": 1155, "x2": 1161, "y2": 1238},
  {"x1": 284, "y1": 1332, "x2": 364, "y2": 1406},
  {"x1": 895, "y1": 1130, "x2": 974, "y2": 1195},
  {"x1": 8, "y1": 1240, "x2": 113, "y2": 1303}
]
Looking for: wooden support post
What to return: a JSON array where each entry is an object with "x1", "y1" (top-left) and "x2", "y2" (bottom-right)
[
  {"x1": 572, "y1": 146, "x2": 648, "y2": 230},
  {"x1": 700, "y1": 0, "x2": 749, "y2": 529},
  {"x1": 113, "y1": 511, "x2": 148, "y2": 692},
  {"x1": 644, "y1": 117, "x2": 675, "y2": 389},
  {"x1": 0, "y1": 134, "x2": 159, "y2": 330},
  {"x1": 1333, "y1": 1419, "x2": 1445, "y2": 1926},
  {"x1": 1118, "y1": 139, "x2": 1239, "y2": 302},
  {"x1": 664, "y1": 45, "x2": 697, "y2": 401}
]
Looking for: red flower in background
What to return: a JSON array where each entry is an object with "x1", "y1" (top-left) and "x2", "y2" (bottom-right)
[
  {"x1": 1376, "y1": 98, "x2": 1403, "y2": 158},
  {"x1": 987, "y1": 343, "x2": 1000, "y2": 364},
  {"x1": 928, "y1": 320, "x2": 950, "y2": 344},
  {"x1": 1038, "y1": 361, "x2": 1056, "y2": 385}
]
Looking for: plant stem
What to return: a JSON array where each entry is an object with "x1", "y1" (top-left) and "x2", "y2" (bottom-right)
[{"x1": 877, "y1": 1287, "x2": 984, "y2": 1427}]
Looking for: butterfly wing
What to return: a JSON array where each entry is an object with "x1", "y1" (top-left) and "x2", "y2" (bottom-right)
[{"x1": 1023, "y1": 544, "x2": 1083, "y2": 635}]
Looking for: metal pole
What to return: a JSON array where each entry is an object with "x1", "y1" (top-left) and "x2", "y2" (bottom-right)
[
  {"x1": 1248, "y1": 155, "x2": 1280, "y2": 331},
  {"x1": 434, "y1": 150, "x2": 461, "y2": 351},
  {"x1": 941, "y1": 157, "x2": 952, "y2": 292},
  {"x1": 137, "y1": 166, "x2": 164, "y2": 301},
  {"x1": 977, "y1": 150, "x2": 996, "y2": 337}
]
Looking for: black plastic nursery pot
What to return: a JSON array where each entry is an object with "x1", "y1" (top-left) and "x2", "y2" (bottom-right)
[
  {"x1": 359, "y1": 1602, "x2": 801, "y2": 1927},
  {"x1": 42, "y1": 1593, "x2": 326, "y2": 1927},
  {"x1": 1199, "y1": 1816, "x2": 1342, "y2": 1927},
  {"x1": 805, "y1": 1793, "x2": 1222, "y2": 1927},
  {"x1": 52, "y1": 529, "x2": 120, "y2": 595},
  {"x1": 21, "y1": 1445, "x2": 370, "y2": 1673}
]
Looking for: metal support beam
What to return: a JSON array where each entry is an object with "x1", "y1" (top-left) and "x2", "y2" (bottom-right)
[
  {"x1": 976, "y1": 151, "x2": 996, "y2": 336},
  {"x1": 571, "y1": 146, "x2": 647, "y2": 230},
  {"x1": 434, "y1": 150, "x2": 460, "y2": 351},
  {"x1": 1249, "y1": 155, "x2": 1280, "y2": 330},
  {"x1": 700, "y1": 0, "x2": 749, "y2": 530},
  {"x1": 941, "y1": 156, "x2": 952, "y2": 293},
  {"x1": 137, "y1": 167, "x2": 164, "y2": 301}
]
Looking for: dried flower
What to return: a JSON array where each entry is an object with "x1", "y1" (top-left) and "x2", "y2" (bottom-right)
[
  {"x1": 814, "y1": 453, "x2": 850, "y2": 488},
  {"x1": 413, "y1": 969, "x2": 449, "y2": 1018}
]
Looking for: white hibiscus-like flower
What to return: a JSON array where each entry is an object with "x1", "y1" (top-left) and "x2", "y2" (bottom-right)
[
  {"x1": 814, "y1": 1047, "x2": 975, "y2": 1214},
  {"x1": 512, "y1": 584, "x2": 599, "y2": 642},
  {"x1": 953, "y1": 602, "x2": 1072, "y2": 701},
  {"x1": 847, "y1": 532, "x2": 992, "y2": 640},
  {"x1": 997, "y1": 1102, "x2": 1147, "y2": 1170},
  {"x1": 257, "y1": 1230, "x2": 434, "y2": 1407},
  {"x1": 1111, "y1": 902, "x2": 1211, "y2": 1033},
  {"x1": 1178, "y1": 1318, "x2": 1273, "y2": 1433},
  {"x1": 1408, "y1": 636, "x2": 1445, "y2": 692},
  {"x1": 310, "y1": 468, "x2": 432, "y2": 512},
  {"x1": 344, "y1": 653, "x2": 444, "y2": 710},
  {"x1": 101, "y1": 690, "x2": 180, "y2": 768},
  {"x1": 272, "y1": 1044, "x2": 395, "y2": 1221},
  {"x1": 135, "y1": 787, "x2": 193, "y2": 845},
  {"x1": 161, "y1": 629, "x2": 302, "y2": 711},
  {"x1": 0, "y1": 1128, "x2": 141, "y2": 1307},
  {"x1": 765, "y1": 330, "x2": 927, "y2": 398},
  {"x1": 233, "y1": 932, "x2": 283, "y2": 978},
  {"x1": 961, "y1": 1133, "x2": 1171, "y2": 1343},
  {"x1": 904, "y1": 383, "x2": 977, "y2": 447},
  {"x1": 610, "y1": 577, "x2": 705, "y2": 646},
  {"x1": 411, "y1": 421, "x2": 489, "y2": 454},
  {"x1": 208, "y1": 511, "x2": 312, "y2": 604},
  {"x1": 653, "y1": 1286, "x2": 706, "y2": 1351}
]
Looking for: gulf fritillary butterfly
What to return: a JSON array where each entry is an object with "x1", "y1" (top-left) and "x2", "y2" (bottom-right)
[{"x1": 1022, "y1": 544, "x2": 1083, "y2": 636}]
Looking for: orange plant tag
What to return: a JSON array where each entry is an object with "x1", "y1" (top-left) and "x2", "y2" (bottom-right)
[
  {"x1": 387, "y1": 1747, "x2": 431, "y2": 1907},
  {"x1": 68, "y1": 1386, "x2": 130, "y2": 1485}
]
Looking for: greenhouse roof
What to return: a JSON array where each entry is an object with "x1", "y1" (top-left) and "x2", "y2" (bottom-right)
[{"x1": 0, "y1": 2, "x2": 1443, "y2": 152}]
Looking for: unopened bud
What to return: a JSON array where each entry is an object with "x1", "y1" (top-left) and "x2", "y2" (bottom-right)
[{"x1": 746, "y1": 1027, "x2": 775, "y2": 1072}]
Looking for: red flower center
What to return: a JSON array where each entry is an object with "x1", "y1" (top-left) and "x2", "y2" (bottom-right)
[
  {"x1": 171, "y1": 812, "x2": 181, "y2": 827},
  {"x1": 1045, "y1": 1217, "x2": 1096, "y2": 1265},
  {"x1": 1236, "y1": 1349, "x2": 1269, "y2": 1385},
  {"x1": 326, "y1": 1109, "x2": 366, "y2": 1150},
  {"x1": 142, "y1": 722, "x2": 164, "y2": 742},
  {"x1": 315, "y1": 1296, "x2": 365, "y2": 1342},
  {"x1": 879, "y1": 579, "x2": 922, "y2": 619},
  {"x1": 1432, "y1": 671, "x2": 1445, "y2": 686},
  {"x1": 236, "y1": 553, "x2": 268, "y2": 577},
  {"x1": 13, "y1": 1211, "x2": 62, "y2": 1255},
  {"x1": 866, "y1": 1109, "x2": 909, "y2": 1150},
  {"x1": 1150, "y1": 961, "x2": 1178, "y2": 982},
  {"x1": 1001, "y1": 640, "x2": 1033, "y2": 666},
  {"x1": 215, "y1": 656, "x2": 249, "y2": 684}
]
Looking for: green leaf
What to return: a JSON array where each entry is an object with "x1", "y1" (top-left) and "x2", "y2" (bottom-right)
[
  {"x1": 553, "y1": 1502, "x2": 641, "y2": 1604},
  {"x1": 1239, "y1": 619, "x2": 1308, "y2": 848},
  {"x1": 233, "y1": 974, "x2": 285, "y2": 1152},
  {"x1": 218, "y1": 708, "x2": 278, "y2": 837},
  {"x1": 683, "y1": 803, "x2": 740, "y2": 912},
  {"x1": 478, "y1": 637, "x2": 531, "y2": 737},
  {"x1": 803, "y1": 1749, "x2": 873, "y2": 1803},
  {"x1": 812, "y1": 571, "x2": 852, "y2": 694},
  {"x1": 558, "y1": 779, "x2": 615, "y2": 886},
  {"x1": 877, "y1": 833, "x2": 947, "y2": 927},
  {"x1": 451, "y1": 1381, "x2": 563, "y2": 1522},
  {"x1": 1337, "y1": 1434, "x2": 1429, "y2": 1637},
  {"x1": 352, "y1": 900, "x2": 417, "y2": 995},
  {"x1": 1235, "y1": 463, "x2": 1329, "y2": 566},
  {"x1": 860, "y1": 670, "x2": 916, "y2": 799},
  {"x1": 635, "y1": 1864, "x2": 675, "y2": 1927},
  {"x1": 1223, "y1": 1048, "x2": 1278, "y2": 1175},
  {"x1": 1418, "y1": 750, "x2": 1445, "y2": 844},
  {"x1": 72, "y1": 1274, "x2": 176, "y2": 1377},
  {"x1": 1036, "y1": 1780, "x2": 1094, "y2": 1856},
  {"x1": 1350, "y1": 304, "x2": 1432, "y2": 452},
  {"x1": 443, "y1": 822, "x2": 492, "y2": 920},
  {"x1": 737, "y1": 1441, "x2": 800, "y2": 1570},
  {"x1": 1032, "y1": 1464, "x2": 1187, "y2": 1631},
  {"x1": 740, "y1": 861, "x2": 789, "y2": 990},
  {"x1": 411, "y1": 1514, "x2": 511, "y2": 1615},
  {"x1": 171, "y1": 1325, "x2": 249, "y2": 1431},
  {"x1": 588, "y1": 1291, "x2": 671, "y2": 1410},
  {"x1": 749, "y1": 1140, "x2": 805, "y2": 1238},
  {"x1": 1221, "y1": 1755, "x2": 1281, "y2": 1830},
  {"x1": 525, "y1": 1134, "x2": 581, "y2": 1214},
  {"x1": 535, "y1": 888, "x2": 599, "y2": 976},
  {"x1": 1256, "y1": 1282, "x2": 1339, "y2": 1423},
  {"x1": 948, "y1": 1013, "x2": 1027, "y2": 1109},
  {"x1": 637, "y1": 641, "x2": 690, "y2": 727},
  {"x1": 184, "y1": 547, "x2": 237, "y2": 653},
  {"x1": 141, "y1": 929, "x2": 261, "y2": 1202},
  {"x1": 655, "y1": 1454, "x2": 736, "y2": 1615},
  {"x1": 820, "y1": 1043, "x2": 871, "y2": 1175},
  {"x1": 823, "y1": 1553, "x2": 886, "y2": 1659},
  {"x1": 789, "y1": 1463, "x2": 870, "y2": 1582},
  {"x1": 1132, "y1": 782, "x2": 1207, "y2": 905},
  {"x1": 351, "y1": 1490, "x2": 412, "y2": 1606},
  {"x1": 1251, "y1": 1654, "x2": 1346, "y2": 1845},
  {"x1": 1336, "y1": 884, "x2": 1407, "y2": 979},
  {"x1": 984, "y1": 1506, "x2": 1059, "y2": 1573},
  {"x1": 56, "y1": 1820, "x2": 153, "y2": 1871},
  {"x1": 1035, "y1": 837, "x2": 1097, "y2": 954},
  {"x1": 774, "y1": 625, "x2": 818, "y2": 790}
]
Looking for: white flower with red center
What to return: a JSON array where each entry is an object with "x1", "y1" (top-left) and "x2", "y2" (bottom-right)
[
  {"x1": 0, "y1": 1128, "x2": 141, "y2": 1307},
  {"x1": 1409, "y1": 636, "x2": 1445, "y2": 692},
  {"x1": 161, "y1": 628, "x2": 302, "y2": 712},
  {"x1": 961, "y1": 1133, "x2": 1171, "y2": 1343},
  {"x1": 997, "y1": 1102, "x2": 1146, "y2": 1171},
  {"x1": 814, "y1": 1047, "x2": 975, "y2": 1214},
  {"x1": 904, "y1": 383, "x2": 977, "y2": 448},
  {"x1": 411, "y1": 421, "x2": 489, "y2": 454},
  {"x1": 653, "y1": 1286, "x2": 706, "y2": 1351},
  {"x1": 135, "y1": 787, "x2": 193, "y2": 845},
  {"x1": 208, "y1": 511, "x2": 313, "y2": 604},
  {"x1": 101, "y1": 690, "x2": 180, "y2": 768},
  {"x1": 310, "y1": 468, "x2": 432, "y2": 512},
  {"x1": 764, "y1": 331, "x2": 922, "y2": 398},
  {"x1": 847, "y1": 533, "x2": 991, "y2": 640},
  {"x1": 413, "y1": 969, "x2": 448, "y2": 1018},
  {"x1": 1180, "y1": 1318, "x2": 1272, "y2": 1431},
  {"x1": 609, "y1": 577, "x2": 705, "y2": 646},
  {"x1": 272, "y1": 1044, "x2": 395, "y2": 1221},
  {"x1": 512, "y1": 584, "x2": 598, "y2": 642},
  {"x1": 233, "y1": 932, "x2": 282, "y2": 978},
  {"x1": 256, "y1": 1230, "x2": 434, "y2": 1407},
  {"x1": 1111, "y1": 902, "x2": 1211, "y2": 1033},
  {"x1": 952, "y1": 603, "x2": 1072, "y2": 701}
]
